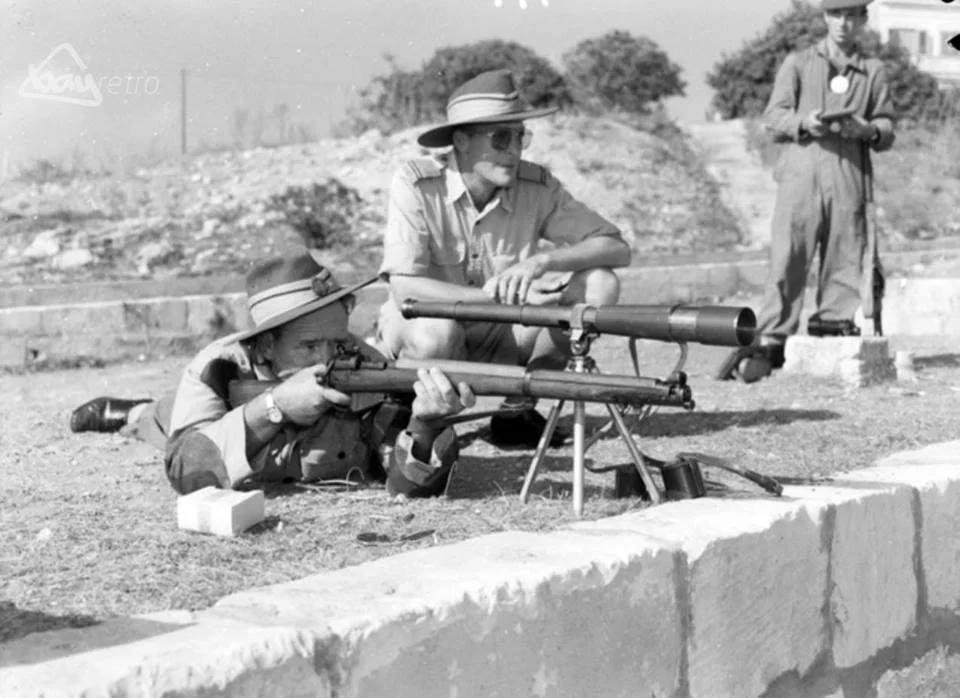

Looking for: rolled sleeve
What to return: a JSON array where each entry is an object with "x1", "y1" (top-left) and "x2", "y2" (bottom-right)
[
  {"x1": 540, "y1": 174, "x2": 622, "y2": 248},
  {"x1": 163, "y1": 342, "x2": 258, "y2": 492},
  {"x1": 764, "y1": 54, "x2": 806, "y2": 143},
  {"x1": 385, "y1": 427, "x2": 459, "y2": 497},
  {"x1": 379, "y1": 170, "x2": 432, "y2": 279}
]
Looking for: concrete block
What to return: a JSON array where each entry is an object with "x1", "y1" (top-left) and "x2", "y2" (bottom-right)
[
  {"x1": 0, "y1": 335, "x2": 26, "y2": 369},
  {"x1": 211, "y1": 530, "x2": 683, "y2": 698},
  {"x1": 177, "y1": 487, "x2": 265, "y2": 537},
  {"x1": 0, "y1": 307, "x2": 45, "y2": 336},
  {"x1": 184, "y1": 293, "x2": 248, "y2": 336},
  {"x1": 122, "y1": 297, "x2": 189, "y2": 333},
  {"x1": 841, "y1": 450, "x2": 960, "y2": 613},
  {"x1": 0, "y1": 619, "x2": 323, "y2": 698},
  {"x1": 783, "y1": 335, "x2": 894, "y2": 385},
  {"x1": 43, "y1": 302, "x2": 125, "y2": 336},
  {"x1": 824, "y1": 479, "x2": 918, "y2": 668},
  {"x1": 883, "y1": 279, "x2": 960, "y2": 336},
  {"x1": 573, "y1": 496, "x2": 830, "y2": 698},
  {"x1": 702, "y1": 263, "x2": 742, "y2": 300}
]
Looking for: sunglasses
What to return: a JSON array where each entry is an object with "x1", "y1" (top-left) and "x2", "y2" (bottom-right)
[{"x1": 470, "y1": 126, "x2": 533, "y2": 152}]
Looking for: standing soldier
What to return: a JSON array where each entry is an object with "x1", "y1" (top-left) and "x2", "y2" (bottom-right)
[{"x1": 720, "y1": 0, "x2": 896, "y2": 381}]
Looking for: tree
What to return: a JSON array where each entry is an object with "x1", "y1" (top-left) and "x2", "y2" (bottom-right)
[
  {"x1": 419, "y1": 40, "x2": 572, "y2": 119},
  {"x1": 336, "y1": 41, "x2": 571, "y2": 136},
  {"x1": 706, "y1": 1, "x2": 826, "y2": 119},
  {"x1": 562, "y1": 31, "x2": 685, "y2": 115},
  {"x1": 707, "y1": 0, "x2": 944, "y2": 123}
]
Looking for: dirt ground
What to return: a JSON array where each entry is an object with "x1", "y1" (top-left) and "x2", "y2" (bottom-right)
[{"x1": 2, "y1": 326, "x2": 959, "y2": 643}]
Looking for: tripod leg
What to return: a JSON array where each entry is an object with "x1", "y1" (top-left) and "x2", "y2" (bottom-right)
[
  {"x1": 573, "y1": 400, "x2": 586, "y2": 517},
  {"x1": 605, "y1": 402, "x2": 663, "y2": 504},
  {"x1": 519, "y1": 400, "x2": 564, "y2": 503}
]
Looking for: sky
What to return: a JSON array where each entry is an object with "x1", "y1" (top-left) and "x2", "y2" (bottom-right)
[{"x1": 0, "y1": 0, "x2": 797, "y2": 174}]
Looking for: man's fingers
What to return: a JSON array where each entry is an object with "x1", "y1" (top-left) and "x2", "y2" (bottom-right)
[
  {"x1": 506, "y1": 276, "x2": 522, "y2": 304},
  {"x1": 318, "y1": 386, "x2": 351, "y2": 406},
  {"x1": 457, "y1": 381, "x2": 476, "y2": 408},
  {"x1": 517, "y1": 276, "x2": 531, "y2": 304},
  {"x1": 427, "y1": 368, "x2": 458, "y2": 401}
]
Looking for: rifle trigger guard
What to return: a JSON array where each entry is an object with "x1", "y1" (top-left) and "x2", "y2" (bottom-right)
[{"x1": 672, "y1": 342, "x2": 689, "y2": 375}]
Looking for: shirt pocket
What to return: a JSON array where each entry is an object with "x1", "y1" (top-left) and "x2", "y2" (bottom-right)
[{"x1": 429, "y1": 228, "x2": 465, "y2": 266}]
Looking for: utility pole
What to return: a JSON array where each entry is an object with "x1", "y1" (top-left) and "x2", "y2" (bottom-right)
[{"x1": 181, "y1": 68, "x2": 187, "y2": 155}]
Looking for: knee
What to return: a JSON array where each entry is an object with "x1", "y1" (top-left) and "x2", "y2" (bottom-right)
[
  {"x1": 566, "y1": 268, "x2": 621, "y2": 306},
  {"x1": 399, "y1": 318, "x2": 465, "y2": 360}
]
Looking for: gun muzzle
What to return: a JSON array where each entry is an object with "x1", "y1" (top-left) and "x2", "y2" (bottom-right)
[{"x1": 400, "y1": 300, "x2": 756, "y2": 347}]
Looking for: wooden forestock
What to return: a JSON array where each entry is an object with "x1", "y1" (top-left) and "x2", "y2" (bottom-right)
[{"x1": 227, "y1": 357, "x2": 693, "y2": 410}]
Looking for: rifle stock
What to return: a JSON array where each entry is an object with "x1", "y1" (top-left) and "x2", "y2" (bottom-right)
[{"x1": 227, "y1": 356, "x2": 694, "y2": 411}]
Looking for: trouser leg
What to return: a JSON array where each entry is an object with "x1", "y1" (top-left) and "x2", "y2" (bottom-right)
[
  {"x1": 124, "y1": 393, "x2": 175, "y2": 450},
  {"x1": 812, "y1": 195, "x2": 865, "y2": 323},
  {"x1": 756, "y1": 178, "x2": 824, "y2": 342}
]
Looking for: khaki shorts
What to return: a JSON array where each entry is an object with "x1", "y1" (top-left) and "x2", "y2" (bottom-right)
[{"x1": 375, "y1": 298, "x2": 527, "y2": 366}]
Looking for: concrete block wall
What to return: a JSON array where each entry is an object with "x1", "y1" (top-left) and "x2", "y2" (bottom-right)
[
  {"x1": 3, "y1": 262, "x2": 960, "y2": 370},
  {"x1": 3, "y1": 441, "x2": 960, "y2": 697}
]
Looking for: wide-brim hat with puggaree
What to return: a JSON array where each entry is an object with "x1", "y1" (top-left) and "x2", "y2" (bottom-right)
[
  {"x1": 234, "y1": 251, "x2": 377, "y2": 343},
  {"x1": 417, "y1": 69, "x2": 559, "y2": 148},
  {"x1": 821, "y1": 0, "x2": 873, "y2": 9}
]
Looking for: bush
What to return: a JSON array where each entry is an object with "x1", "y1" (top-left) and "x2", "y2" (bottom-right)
[
  {"x1": 337, "y1": 41, "x2": 570, "y2": 136},
  {"x1": 562, "y1": 31, "x2": 685, "y2": 115},
  {"x1": 265, "y1": 180, "x2": 363, "y2": 250},
  {"x1": 706, "y1": 0, "x2": 942, "y2": 122},
  {"x1": 420, "y1": 40, "x2": 571, "y2": 116}
]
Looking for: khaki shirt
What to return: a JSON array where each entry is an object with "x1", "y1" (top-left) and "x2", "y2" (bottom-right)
[
  {"x1": 164, "y1": 332, "x2": 456, "y2": 491},
  {"x1": 379, "y1": 153, "x2": 623, "y2": 289}
]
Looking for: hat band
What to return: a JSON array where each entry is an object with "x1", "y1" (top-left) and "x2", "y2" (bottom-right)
[
  {"x1": 446, "y1": 90, "x2": 522, "y2": 124},
  {"x1": 248, "y1": 278, "x2": 318, "y2": 327}
]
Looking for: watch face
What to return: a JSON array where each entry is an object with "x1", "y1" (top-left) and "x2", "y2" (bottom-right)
[{"x1": 266, "y1": 393, "x2": 284, "y2": 423}]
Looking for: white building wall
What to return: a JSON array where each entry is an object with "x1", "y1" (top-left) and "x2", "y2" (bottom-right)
[{"x1": 869, "y1": 0, "x2": 960, "y2": 84}]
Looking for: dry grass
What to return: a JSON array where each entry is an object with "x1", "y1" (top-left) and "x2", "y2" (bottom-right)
[{"x1": 3, "y1": 311, "x2": 959, "y2": 642}]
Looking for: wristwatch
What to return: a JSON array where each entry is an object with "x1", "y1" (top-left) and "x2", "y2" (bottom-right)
[{"x1": 264, "y1": 390, "x2": 285, "y2": 424}]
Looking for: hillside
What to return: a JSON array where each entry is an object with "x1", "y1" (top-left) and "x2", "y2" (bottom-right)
[{"x1": 0, "y1": 114, "x2": 744, "y2": 290}]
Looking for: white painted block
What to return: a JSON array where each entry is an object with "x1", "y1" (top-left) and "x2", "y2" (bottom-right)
[
  {"x1": 783, "y1": 335, "x2": 894, "y2": 386},
  {"x1": 177, "y1": 487, "x2": 265, "y2": 537}
]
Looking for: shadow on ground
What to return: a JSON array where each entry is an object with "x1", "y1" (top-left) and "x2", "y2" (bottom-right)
[
  {"x1": 458, "y1": 408, "x2": 841, "y2": 446},
  {"x1": 0, "y1": 601, "x2": 99, "y2": 647},
  {"x1": 915, "y1": 353, "x2": 960, "y2": 369}
]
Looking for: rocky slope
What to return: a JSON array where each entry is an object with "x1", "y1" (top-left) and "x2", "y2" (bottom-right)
[{"x1": 0, "y1": 114, "x2": 745, "y2": 289}]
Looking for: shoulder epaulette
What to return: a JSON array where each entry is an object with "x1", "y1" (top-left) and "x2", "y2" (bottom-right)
[
  {"x1": 404, "y1": 158, "x2": 444, "y2": 182},
  {"x1": 517, "y1": 160, "x2": 548, "y2": 185}
]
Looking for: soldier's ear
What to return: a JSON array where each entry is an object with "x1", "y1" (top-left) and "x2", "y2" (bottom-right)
[
  {"x1": 452, "y1": 129, "x2": 470, "y2": 152},
  {"x1": 254, "y1": 332, "x2": 276, "y2": 363}
]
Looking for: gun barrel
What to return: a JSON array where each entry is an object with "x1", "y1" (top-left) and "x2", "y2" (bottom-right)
[
  {"x1": 400, "y1": 300, "x2": 755, "y2": 347},
  {"x1": 227, "y1": 358, "x2": 693, "y2": 410},
  {"x1": 329, "y1": 358, "x2": 692, "y2": 408}
]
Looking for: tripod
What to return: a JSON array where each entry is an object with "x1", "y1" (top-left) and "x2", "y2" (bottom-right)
[{"x1": 518, "y1": 326, "x2": 663, "y2": 517}]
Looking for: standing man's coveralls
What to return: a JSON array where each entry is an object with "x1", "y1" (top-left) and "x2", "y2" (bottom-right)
[{"x1": 758, "y1": 38, "x2": 896, "y2": 342}]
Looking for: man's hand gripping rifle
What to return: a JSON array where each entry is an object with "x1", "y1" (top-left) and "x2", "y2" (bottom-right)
[{"x1": 400, "y1": 300, "x2": 782, "y2": 514}]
